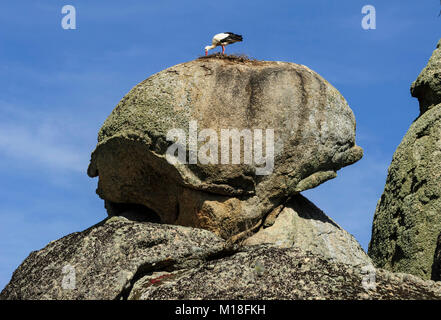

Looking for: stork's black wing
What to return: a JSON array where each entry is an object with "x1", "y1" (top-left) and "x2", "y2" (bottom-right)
[{"x1": 221, "y1": 32, "x2": 243, "y2": 43}]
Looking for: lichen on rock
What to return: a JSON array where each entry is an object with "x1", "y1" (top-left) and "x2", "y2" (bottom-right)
[
  {"x1": 0, "y1": 216, "x2": 229, "y2": 300},
  {"x1": 2, "y1": 215, "x2": 441, "y2": 300},
  {"x1": 131, "y1": 245, "x2": 441, "y2": 300},
  {"x1": 369, "y1": 39, "x2": 441, "y2": 280}
]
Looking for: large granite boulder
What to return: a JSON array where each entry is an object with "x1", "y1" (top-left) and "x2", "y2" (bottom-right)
[
  {"x1": 369, "y1": 39, "x2": 441, "y2": 280},
  {"x1": 87, "y1": 55, "x2": 362, "y2": 239},
  {"x1": 0, "y1": 215, "x2": 229, "y2": 300},
  {"x1": 130, "y1": 245, "x2": 441, "y2": 300},
  {"x1": 0, "y1": 193, "x2": 373, "y2": 300},
  {"x1": 2, "y1": 212, "x2": 441, "y2": 300}
]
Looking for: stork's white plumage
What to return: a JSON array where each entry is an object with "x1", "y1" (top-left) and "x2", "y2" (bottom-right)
[{"x1": 205, "y1": 32, "x2": 243, "y2": 55}]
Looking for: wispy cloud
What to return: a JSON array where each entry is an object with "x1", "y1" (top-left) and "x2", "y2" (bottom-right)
[
  {"x1": 0, "y1": 124, "x2": 85, "y2": 172},
  {"x1": 0, "y1": 102, "x2": 92, "y2": 173}
]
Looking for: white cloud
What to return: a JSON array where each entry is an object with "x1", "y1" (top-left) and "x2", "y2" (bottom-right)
[
  {"x1": 0, "y1": 125, "x2": 85, "y2": 172},
  {"x1": 0, "y1": 103, "x2": 91, "y2": 173}
]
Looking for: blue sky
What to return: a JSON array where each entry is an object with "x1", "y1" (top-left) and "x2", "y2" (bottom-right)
[{"x1": 0, "y1": 0, "x2": 440, "y2": 289}]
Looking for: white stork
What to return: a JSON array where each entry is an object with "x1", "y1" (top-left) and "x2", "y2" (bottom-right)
[{"x1": 205, "y1": 32, "x2": 243, "y2": 55}]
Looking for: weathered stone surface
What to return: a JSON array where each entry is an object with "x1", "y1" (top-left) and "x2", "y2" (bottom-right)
[
  {"x1": 433, "y1": 233, "x2": 441, "y2": 281},
  {"x1": 3, "y1": 210, "x2": 439, "y2": 300},
  {"x1": 0, "y1": 215, "x2": 229, "y2": 300},
  {"x1": 369, "y1": 104, "x2": 441, "y2": 280},
  {"x1": 411, "y1": 39, "x2": 441, "y2": 114},
  {"x1": 369, "y1": 40, "x2": 441, "y2": 280},
  {"x1": 131, "y1": 245, "x2": 441, "y2": 300},
  {"x1": 87, "y1": 55, "x2": 362, "y2": 239},
  {"x1": 243, "y1": 194, "x2": 370, "y2": 266}
]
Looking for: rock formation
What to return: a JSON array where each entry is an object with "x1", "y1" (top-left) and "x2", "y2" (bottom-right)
[
  {"x1": 87, "y1": 54, "x2": 362, "y2": 240},
  {"x1": 369, "y1": 39, "x2": 441, "y2": 280},
  {"x1": 2, "y1": 214, "x2": 441, "y2": 300},
  {"x1": 4, "y1": 54, "x2": 440, "y2": 300},
  {"x1": 130, "y1": 245, "x2": 441, "y2": 300},
  {"x1": 0, "y1": 216, "x2": 229, "y2": 300}
]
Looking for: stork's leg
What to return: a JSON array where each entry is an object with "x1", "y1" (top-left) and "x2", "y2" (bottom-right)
[{"x1": 222, "y1": 46, "x2": 225, "y2": 55}]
